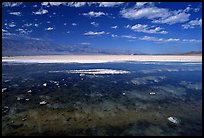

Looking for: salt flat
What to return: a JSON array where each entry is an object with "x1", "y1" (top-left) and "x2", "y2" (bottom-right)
[{"x1": 2, "y1": 55, "x2": 202, "y2": 63}]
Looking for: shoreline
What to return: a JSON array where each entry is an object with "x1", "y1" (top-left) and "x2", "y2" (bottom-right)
[{"x1": 2, "y1": 55, "x2": 202, "y2": 63}]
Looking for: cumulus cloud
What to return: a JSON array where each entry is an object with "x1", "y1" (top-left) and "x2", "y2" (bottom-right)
[
  {"x1": 8, "y1": 22, "x2": 16, "y2": 27},
  {"x1": 41, "y1": 2, "x2": 86, "y2": 7},
  {"x1": 9, "y1": 12, "x2": 21, "y2": 16},
  {"x1": 139, "y1": 36, "x2": 180, "y2": 42},
  {"x1": 17, "y1": 28, "x2": 32, "y2": 35},
  {"x1": 83, "y1": 11, "x2": 106, "y2": 17},
  {"x1": 119, "y1": 34, "x2": 200, "y2": 44},
  {"x1": 127, "y1": 24, "x2": 168, "y2": 34},
  {"x1": 138, "y1": 36, "x2": 201, "y2": 43},
  {"x1": 111, "y1": 25, "x2": 118, "y2": 29},
  {"x1": 84, "y1": 31, "x2": 105, "y2": 36},
  {"x1": 79, "y1": 42, "x2": 91, "y2": 45},
  {"x1": 121, "y1": 35, "x2": 137, "y2": 39},
  {"x1": 33, "y1": 9, "x2": 48, "y2": 15},
  {"x1": 91, "y1": 22, "x2": 99, "y2": 27},
  {"x1": 72, "y1": 23, "x2": 77, "y2": 26},
  {"x1": 2, "y1": 2, "x2": 23, "y2": 7},
  {"x1": 120, "y1": 4, "x2": 190, "y2": 25},
  {"x1": 97, "y1": 2, "x2": 124, "y2": 7},
  {"x1": 111, "y1": 34, "x2": 118, "y2": 38},
  {"x1": 45, "y1": 27, "x2": 54, "y2": 31},
  {"x1": 24, "y1": 23, "x2": 32, "y2": 27},
  {"x1": 182, "y1": 18, "x2": 202, "y2": 29},
  {"x1": 66, "y1": 2, "x2": 86, "y2": 7},
  {"x1": 182, "y1": 39, "x2": 202, "y2": 43},
  {"x1": 153, "y1": 11, "x2": 190, "y2": 25}
]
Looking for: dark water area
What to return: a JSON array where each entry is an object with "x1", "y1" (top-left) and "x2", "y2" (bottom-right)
[{"x1": 2, "y1": 62, "x2": 202, "y2": 136}]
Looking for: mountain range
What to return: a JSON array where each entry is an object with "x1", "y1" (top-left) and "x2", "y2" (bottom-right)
[
  {"x1": 2, "y1": 38, "x2": 143, "y2": 56},
  {"x1": 2, "y1": 38, "x2": 202, "y2": 56}
]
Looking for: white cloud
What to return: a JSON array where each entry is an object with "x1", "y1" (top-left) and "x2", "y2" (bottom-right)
[
  {"x1": 8, "y1": 22, "x2": 16, "y2": 27},
  {"x1": 66, "y1": 2, "x2": 86, "y2": 7},
  {"x1": 120, "y1": 6, "x2": 169, "y2": 20},
  {"x1": 118, "y1": 34, "x2": 201, "y2": 44},
  {"x1": 84, "y1": 31, "x2": 105, "y2": 36},
  {"x1": 2, "y1": 29, "x2": 8, "y2": 33},
  {"x1": 121, "y1": 35, "x2": 137, "y2": 39},
  {"x1": 2, "y1": 2, "x2": 23, "y2": 7},
  {"x1": 135, "y1": 2, "x2": 154, "y2": 7},
  {"x1": 91, "y1": 22, "x2": 99, "y2": 27},
  {"x1": 111, "y1": 25, "x2": 118, "y2": 29},
  {"x1": 137, "y1": 36, "x2": 201, "y2": 43},
  {"x1": 139, "y1": 36, "x2": 180, "y2": 42},
  {"x1": 124, "y1": 25, "x2": 130, "y2": 28},
  {"x1": 153, "y1": 11, "x2": 190, "y2": 25},
  {"x1": 80, "y1": 42, "x2": 91, "y2": 45},
  {"x1": 83, "y1": 11, "x2": 106, "y2": 17},
  {"x1": 111, "y1": 34, "x2": 118, "y2": 38},
  {"x1": 120, "y1": 5, "x2": 190, "y2": 25},
  {"x1": 139, "y1": 36, "x2": 158, "y2": 41},
  {"x1": 182, "y1": 39, "x2": 202, "y2": 43},
  {"x1": 34, "y1": 24, "x2": 39, "y2": 27},
  {"x1": 97, "y1": 2, "x2": 124, "y2": 7},
  {"x1": 194, "y1": 8, "x2": 200, "y2": 12},
  {"x1": 24, "y1": 23, "x2": 32, "y2": 27},
  {"x1": 164, "y1": 38, "x2": 180, "y2": 42},
  {"x1": 41, "y1": 2, "x2": 86, "y2": 7},
  {"x1": 72, "y1": 23, "x2": 77, "y2": 26},
  {"x1": 9, "y1": 12, "x2": 21, "y2": 16},
  {"x1": 127, "y1": 24, "x2": 168, "y2": 34},
  {"x1": 33, "y1": 9, "x2": 48, "y2": 15},
  {"x1": 182, "y1": 18, "x2": 202, "y2": 29},
  {"x1": 18, "y1": 29, "x2": 32, "y2": 35},
  {"x1": 45, "y1": 27, "x2": 54, "y2": 31}
]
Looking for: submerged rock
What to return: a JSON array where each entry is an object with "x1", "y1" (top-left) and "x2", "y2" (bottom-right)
[
  {"x1": 40, "y1": 101, "x2": 47, "y2": 105},
  {"x1": 167, "y1": 116, "x2": 180, "y2": 124},
  {"x1": 2, "y1": 106, "x2": 9, "y2": 114},
  {"x1": 149, "y1": 92, "x2": 156, "y2": 95},
  {"x1": 80, "y1": 73, "x2": 85, "y2": 76},
  {"x1": 16, "y1": 95, "x2": 25, "y2": 101},
  {"x1": 2, "y1": 88, "x2": 7, "y2": 93},
  {"x1": 27, "y1": 90, "x2": 32, "y2": 93}
]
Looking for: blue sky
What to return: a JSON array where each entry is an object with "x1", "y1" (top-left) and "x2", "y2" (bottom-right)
[{"x1": 2, "y1": 2, "x2": 202, "y2": 54}]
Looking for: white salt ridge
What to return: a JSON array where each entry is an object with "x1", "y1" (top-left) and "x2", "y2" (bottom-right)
[
  {"x1": 2, "y1": 55, "x2": 202, "y2": 63},
  {"x1": 49, "y1": 69, "x2": 130, "y2": 75}
]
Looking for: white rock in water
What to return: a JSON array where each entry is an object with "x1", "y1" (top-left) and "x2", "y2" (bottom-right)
[
  {"x1": 40, "y1": 101, "x2": 47, "y2": 105},
  {"x1": 16, "y1": 97, "x2": 21, "y2": 101},
  {"x1": 122, "y1": 92, "x2": 126, "y2": 96},
  {"x1": 80, "y1": 73, "x2": 85, "y2": 76},
  {"x1": 43, "y1": 83, "x2": 47, "y2": 87},
  {"x1": 27, "y1": 90, "x2": 32, "y2": 93},
  {"x1": 149, "y1": 92, "x2": 156, "y2": 95},
  {"x1": 168, "y1": 116, "x2": 180, "y2": 124},
  {"x1": 2, "y1": 88, "x2": 7, "y2": 93}
]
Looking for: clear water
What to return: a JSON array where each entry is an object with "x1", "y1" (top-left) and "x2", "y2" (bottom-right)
[{"x1": 2, "y1": 62, "x2": 202, "y2": 136}]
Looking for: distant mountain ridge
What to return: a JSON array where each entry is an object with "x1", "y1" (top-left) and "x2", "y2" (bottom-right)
[
  {"x1": 2, "y1": 38, "x2": 142, "y2": 56},
  {"x1": 2, "y1": 38, "x2": 202, "y2": 56}
]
